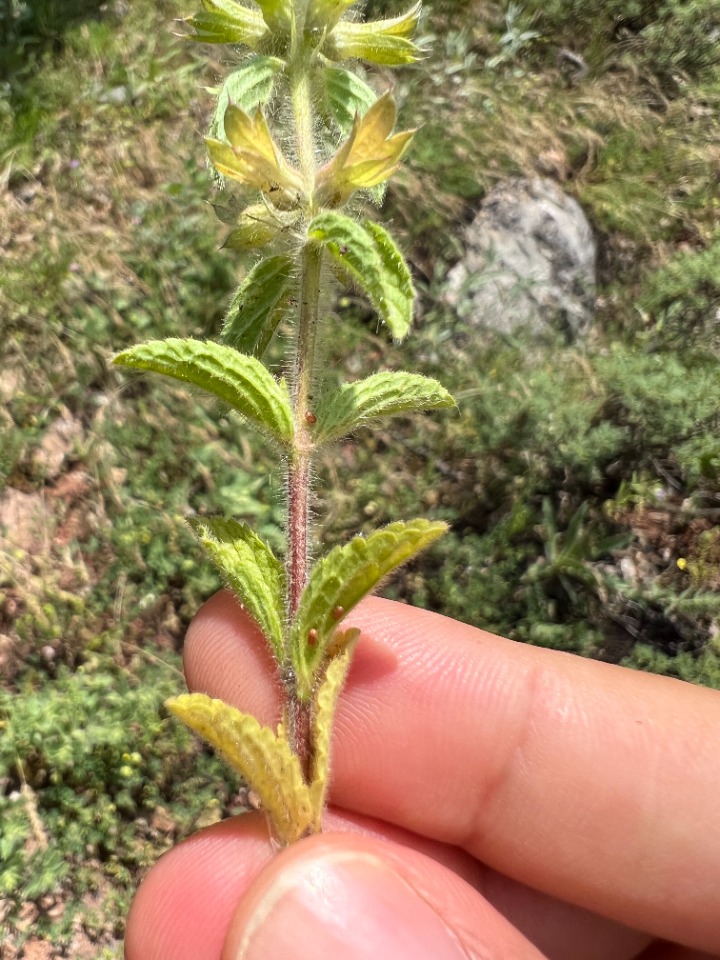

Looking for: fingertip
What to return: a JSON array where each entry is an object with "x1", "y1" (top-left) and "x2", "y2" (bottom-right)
[
  {"x1": 125, "y1": 816, "x2": 273, "y2": 960},
  {"x1": 222, "y1": 832, "x2": 545, "y2": 960},
  {"x1": 183, "y1": 591, "x2": 280, "y2": 724}
]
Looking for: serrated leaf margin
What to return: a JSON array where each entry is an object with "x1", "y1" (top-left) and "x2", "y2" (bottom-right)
[
  {"x1": 188, "y1": 517, "x2": 286, "y2": 659},
  {"x1": 167, "y1": 694, "x2": 313, "y2": 845}
]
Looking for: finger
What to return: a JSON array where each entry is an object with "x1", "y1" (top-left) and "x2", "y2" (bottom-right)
[
  {"x1": 184, "y1": 592, "x2": 720, "y2": 952},
  {"x1": 125, "y1": 809, "x2": 649, "y2": 960},
  {"x1": 222, "y1": 832, "x2": 549, "y2": 960},
  {"x1": 636, "y1": 945, "x2": 720, "y2": 960}
]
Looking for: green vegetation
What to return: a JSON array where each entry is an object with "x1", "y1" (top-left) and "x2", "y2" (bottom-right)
[{"x1": 2, "y1": 0, "x2": 719, "y2": 951}]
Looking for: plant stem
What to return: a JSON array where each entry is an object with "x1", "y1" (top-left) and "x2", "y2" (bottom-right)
[
  {"x1": 284, "y1": 34, "x2": 322, "y2": 782},
  {"x1": 287, "y1": 243, "x2": 322, "y2": 620}
]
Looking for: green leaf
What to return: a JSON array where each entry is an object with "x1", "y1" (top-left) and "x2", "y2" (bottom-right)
[
  {"x1": 167, "y1": 694, "x2": 313, "y2": 845},
  {"x1": 222, "y1": 256, "x2": 296, "y2": 357},
  {"x1": 253, "y1": 0, "x2": 292, "y2": 31},
  {"x1": 321, "y1": 66, "x2": 377, "y2": 136},
  {"x1": 222, "y1": 203, "x2": 282, "y2": 250},
  {"x1": 308, "y1": 212, "x2": 414, "y2": 339},
  {"x1": 364, "y1": 221, "x2": 415, "y2": 339},
  {"x1": 291, "y1": 519, "x2": 448, "y2": 697},
  {"x1": 208, "y1": 57, "x2": 284, "y2": 144},
  {"x1": 188, "y1": 517, "x2": 286, "y2": 658},
  {"x1": 185, "y1": 0, "x2": 268, "y2": 46},
  {"x1": 307, "y1": 0, "x2": 358, "y2": 32},
  {"x1": 313, "y1": 371, "x2": 455, "y2": 444},
  {"x1": 113, "y1": 338, "x2": 293, "y2": 444},
  {"x1": 331, "y1": 33, "x2": 421, "y2": 65}
]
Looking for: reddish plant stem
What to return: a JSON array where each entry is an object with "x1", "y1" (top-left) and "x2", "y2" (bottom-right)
[{"x1": 284, "y1": 239, "x2": 322, "y2": 784}]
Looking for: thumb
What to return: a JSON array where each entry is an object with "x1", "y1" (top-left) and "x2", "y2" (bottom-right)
[{"x1": 221, "y1": 832, "x2": 546, "y2": 960}]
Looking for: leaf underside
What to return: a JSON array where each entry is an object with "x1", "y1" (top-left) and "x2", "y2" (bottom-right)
[
  {"x1": 167, "y1": 694, "x2": 313, "y2": 845},
  {"x1": 113, "y1": 337, "x2": 294, "y2": 444},
  {"x1": 188, "y1": 516, "x2": 285, "y2": 659},
  {"x1": 223, "y1": 255, "x2": 296, "y2": 357},
  {"x1": 291, "y1": 518, "x2": 448, "y2": 696},
  {"x1": 321, "y1": 66, "x2": 377, "y2": 135},
  {"x1": 309, "y1": 642, "x2": 358, "y2": 830},
  {"x1": 313, "y1": 371, "x2": 455, "y2": 444},
  {"x1": 209, "y1": 57, "x2": 284, "y2": 144},
  {"x1": 186, "y1": 0, "x2": 268, "y2": 46}
]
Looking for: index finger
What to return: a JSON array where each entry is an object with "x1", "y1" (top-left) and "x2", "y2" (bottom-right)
[{"x1": 184, "y1": 591, "x2": 720, "y2": 954}]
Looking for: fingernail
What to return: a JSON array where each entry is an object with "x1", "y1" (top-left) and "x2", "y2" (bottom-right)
[{"x1": 234, "y1": 850, "x2": 468, "y2": 960}]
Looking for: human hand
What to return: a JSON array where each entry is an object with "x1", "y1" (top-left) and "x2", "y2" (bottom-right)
[{"x1": 125, "y1": 592, "x2": 720, "y2": 960}]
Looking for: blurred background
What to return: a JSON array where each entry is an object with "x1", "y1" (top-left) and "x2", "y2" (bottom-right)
[{"x1": 1, "y1": 0, "x2": 719, "y2": 953}]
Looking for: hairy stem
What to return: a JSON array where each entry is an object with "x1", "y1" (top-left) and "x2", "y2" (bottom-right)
[
  {"x1": 284, "y1": 33, "x2": 322, "y2": 782},
  {"x1": 287, "y1": 244, "x2": 322, "y2": 619}
]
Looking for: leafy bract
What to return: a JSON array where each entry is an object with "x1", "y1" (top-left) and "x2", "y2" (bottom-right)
[
  {"x1": 307, "y1": 0, "x2": 358, "y2": 32},
  {"x1": 321, "y1": 67, "x2": 377, "y2": 136},
  {"x1": 222, "y1": 203, "x2": 282, "y2": 250},
  {"x1": 329, "y1": 3, "x2": 423, "y2": 65},
  {"x1": 253, "y1": 0, "x2": 292, "y2": 32},
  {"x1": 308, "y1": 642, "x2": 357, "y2": 830},
  {"x1": 167, "y1": 694, "x2": 313, "y2": 845},
  {"x1": 188, "y1": 517, "x2": 285, "y2": 658},
  {"x1": 291, "y1": 519, "x2": 447, "y2": 697},
  {"x1": 316, "y1": 93, "x2": 414, "y2": 207},
  {"x1": 113, "y1": 338, "x2": 293, "y2": 444},
  {"x1": 185, "y1": 0, "x2": 268, "y2": 46},
  {"x1": 206, "y1": 105, "x2": 303, "y2": 207},
  {"x1": 222, "y1": 255, "x2": 295, "y2": 356},
  {"x1": 314, "y1": 371, "x2": 455, "y2": 444},
  {"x1": 208, "y1": 57, "x2": 284, "y2": 144},
  {"x1": 308, "y1": 211, "x2": 414, "y2": 339}
]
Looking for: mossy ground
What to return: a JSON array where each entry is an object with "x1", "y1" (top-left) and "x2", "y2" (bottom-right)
[{"x1": 2, "y1": 0, "x2": 720, "y2": 953}]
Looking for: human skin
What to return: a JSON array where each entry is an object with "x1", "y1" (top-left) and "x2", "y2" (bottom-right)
[{"x1": 125, "y1": 592, "x2": 720, "y2": 960}]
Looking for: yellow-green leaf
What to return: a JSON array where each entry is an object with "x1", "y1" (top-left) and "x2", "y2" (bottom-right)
[
  {"x1": 327, "y1": 4, "x2": 423, "y2": 65},
  {"x1": 223, "y1": 203, "x2": 282, "y2": 250},
  {"x1": 314, "y1": 371, "x2": 455, "y2": 444},
  {"x1": 186, "y1": 0, "x2": 268, "y2": 46},
  {"x1": 167, "y1": 694, "x2": 313, "y2": 845},
  {"x1": 188, "y1": 517, "x2": 285, "y2": 658},
  {"x1": 308, "y1": 212, "x2": 414, "y2": 339},
  {"x1": 254, "y1": 0, "x2": 292, "y2": 32},
  {"x1": 113, "y1": 338, "x2": 293, "y2": 444},
  {"x1": 222, "y1": 255, "x2": 295, "y2": 356},
  {"x1": 307, "y1": 0, "x2": 358, "y2": 32},
  {"x1": 316, "y1": 93, "x2": 414, "y2": 206},
  {"x1": 291, "y1": 519, "x2": 447, "y2": 697},
  {"x1": 206, "y1": 105, "x2": 303, "y2": 206},
  {"x1": 308, "y1": 641, "x2": 358, "y2": 830}
]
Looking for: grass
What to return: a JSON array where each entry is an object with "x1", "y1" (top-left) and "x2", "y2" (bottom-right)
[{"x1": 2, "y1": 0, "x2": 720, "y2": 952}]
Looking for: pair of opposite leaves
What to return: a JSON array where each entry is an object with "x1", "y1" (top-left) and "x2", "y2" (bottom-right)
[
  {"x1": 114, "y1": 329, "x2": 453, "y2": 842},
  {"x1": 187, "y1": 0, "x2": 423, "y2": 67}
]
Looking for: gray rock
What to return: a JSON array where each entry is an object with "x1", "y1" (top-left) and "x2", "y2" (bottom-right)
[
  {"x1": 31, "y1": 410, "x2": 83, "y2": 480},
  {"x1": 0, "y1": 488, "x2": 51, "y2": 554},
  {"x1": 446, "y1": 178, "x2": 596, "y2": 339},
  {"x1": 98, "y1": 85, "x2": 130, "y2": 105}
]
